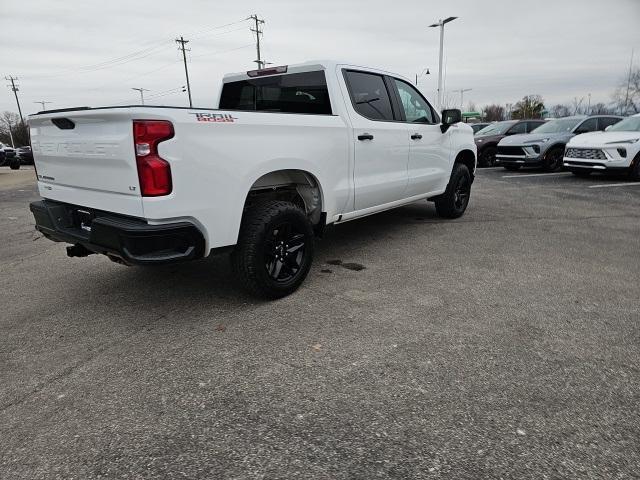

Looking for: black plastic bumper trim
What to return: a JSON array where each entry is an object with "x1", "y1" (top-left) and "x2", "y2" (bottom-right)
[{"x1": 30, "y1": 200, "x2": 205, "y2": 265}]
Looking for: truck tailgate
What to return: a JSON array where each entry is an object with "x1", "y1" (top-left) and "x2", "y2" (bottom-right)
[{"x1": 29, "y1": 110, "x2": 144, "y2": 217}]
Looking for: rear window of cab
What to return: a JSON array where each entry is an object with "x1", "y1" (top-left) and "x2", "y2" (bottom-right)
[{"x1": 219, "y1": 71, "x2": 332, "y2": 115}]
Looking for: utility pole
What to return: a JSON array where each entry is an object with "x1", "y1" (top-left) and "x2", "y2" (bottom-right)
[
  {"x1": 248, "y1": 14, "x2": 265, "y2": 69},
  {"x1": 429, "y1": 17, "x2": 458, "y2": 111},
  {"x1": 454, "y1": 88, "x2": 472, "y2": 109},
  {"x1": 176, "y1": 36, "x2": 193, "y2": 107},
  {"x1": 5, "y1": 76, "x2": 24, "y2": 123},
  {"x1": 587, "y1": 93, "x2": 591, "y2": 115},
  {"x1": 131, "y1": 87, "x2": 150, "y2": 105},
  {"x1": 34, "y1": 100, "x2": 52, "y2": 111}
]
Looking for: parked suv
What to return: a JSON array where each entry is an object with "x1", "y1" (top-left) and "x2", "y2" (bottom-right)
[
  {"x1": 564, "y1": 113, "x2": 640, "y2": 179},
  {"x1": 0, "y1": 142, "x2": 20, "y2": 169},
  {"x1": 497, "y1": 115, "x2": 623, "y2": 171},
  {"x1": 474, "y1": 119, "x2": 545, "y2": 167}
]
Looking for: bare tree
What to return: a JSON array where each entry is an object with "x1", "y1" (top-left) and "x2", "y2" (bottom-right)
[
  {"x1": 572, "y1": 97, "x2": 585, "y2": 115},
  {"x1": 482, "y1": 104, "x2": 505, "y2": 121},
  {"x1": 0, "y1": 111, "x2": 29, "y2": 147},
  {"x1": 590, "y1": 103, "x2": 614, "y2": 115},
  {"x1": 550, "y1": 104, "x2": 572, "y2": 118},
  {"x1": 613, "y1": 67, "x2": 640, "y2": 114},
  {"x1": 511, "y1": 95, "x2": 545, "y2": 119}
]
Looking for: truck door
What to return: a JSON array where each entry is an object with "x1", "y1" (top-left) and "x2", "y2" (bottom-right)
[
  {"x1": 343, "y1": 70, "x2": 409, "y2": 211},
  {"x1": 390, "y1": 78, "x2": 450, "y2": 197}
]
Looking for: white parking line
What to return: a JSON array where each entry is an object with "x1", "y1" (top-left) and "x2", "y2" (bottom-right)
[
  {"x1": 501, "y1": 172, "x2": 572, "y2": 179},
  {"x1": 588, "y1": 182, "x2": 640, "y2": 189}
]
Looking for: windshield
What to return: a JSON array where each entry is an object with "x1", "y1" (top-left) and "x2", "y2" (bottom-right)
[
  {"x1": 608, "y1": 116, "x2": 640, "y2": 132},
  {"x1": 534, "y1": 118, "x2": 583, "y2": 134},
  {"x1": 475, "y1": 121, "x2": 516, "y2": 136}
]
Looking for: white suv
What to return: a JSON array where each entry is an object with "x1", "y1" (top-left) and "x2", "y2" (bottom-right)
[{"x1": 564, "y1": 113, "x2": 640, "y2": 179}]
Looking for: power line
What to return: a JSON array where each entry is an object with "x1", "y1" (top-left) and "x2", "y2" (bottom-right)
[
  {"x1": 248, "y1": 14, "x2": 266, "y2": 69},
  {"x1": 176, "y1": 36, "x2": 193, "y2": 108},
  {"x1": 131, "y1": 87, "x2": 150, "y2": 105},
  {"x1": 5, "y1": 76, "x2": 24, "y2": 122}
]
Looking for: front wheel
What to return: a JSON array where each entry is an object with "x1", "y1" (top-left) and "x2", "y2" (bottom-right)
[
  {"x1": 434, "y1": 163, "x2": 472, "y2": 219},
  {"x1": 543, "y1": 147, "x2": 564, "y2": 172},
  {"x1": 478, "y1": 146, "x2": 497, "y2": 167},
  {"x1": 9, "y1": 159, "x2": 20, "y2": 170},
  {"x1": 231, "y1": 200, "x2": 314, "y2": 299}
]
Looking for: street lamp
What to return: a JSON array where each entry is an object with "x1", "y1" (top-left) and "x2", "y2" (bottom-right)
[
  {"x1": 429, "y1": 16, "x2": 458, "y2": 111},
  {"x1": 415, "y1": 68, "x2": 430, "y2": 86}
]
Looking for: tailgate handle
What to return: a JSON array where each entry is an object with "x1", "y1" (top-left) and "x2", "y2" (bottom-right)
[{"x1": 52, "y1": 118, "x2": 75, "y2": 130}]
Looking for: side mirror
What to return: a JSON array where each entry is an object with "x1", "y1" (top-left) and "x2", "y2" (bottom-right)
[
  {"x1": 605, "y1": 125, "x2": 612, "y2": 131},
  {"x1": 441, "y1": 109, "x2": 462, "y2": 133}
]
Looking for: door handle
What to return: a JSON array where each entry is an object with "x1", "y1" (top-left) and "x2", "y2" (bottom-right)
[
  {"x1": 411, "y1": 133, "x2": 422, "y2": 140},
  {"x1": 358, "y1": 133, "x2": 374, "y2": 141}
]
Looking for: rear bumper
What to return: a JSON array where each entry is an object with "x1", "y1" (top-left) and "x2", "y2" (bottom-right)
[{"x1": 30, "y1": 200, "x2": 205, "y2": 265}]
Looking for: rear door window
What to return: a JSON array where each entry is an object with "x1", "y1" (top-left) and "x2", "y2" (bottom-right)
[
  {"x1": 343, "y1": 70, "x2": 395, "y2": 121},
  {"x1": 527, "y1": 121, "x2": 544, "y2": 132},
  {"x1": 598, "y1": 117, "x2": 622, "y2": 130},
  {"x1": 508, "y1": 122, "x2": 527, "y2": 135},
  {"x1": 574, "y1": 118, "x2": 598, "y2": 134},
  {"x1": 219, "y1": 71, "x2": 332, "y2": 114}
]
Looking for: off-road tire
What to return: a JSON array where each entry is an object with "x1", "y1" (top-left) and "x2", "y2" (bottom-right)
[
  {"x1": 434, "y1": 163, "x2": 472, "y2": 219},
  {"x1": 231, "y1": 200, "x2": 314, "y2": 299}
]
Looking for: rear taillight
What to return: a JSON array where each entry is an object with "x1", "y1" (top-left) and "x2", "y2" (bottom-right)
[{"x1": 133, "y1": 120, "x2": 174, "y2": 196}]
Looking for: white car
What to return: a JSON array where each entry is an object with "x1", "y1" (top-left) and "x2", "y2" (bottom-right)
[
  {"x1": 28, "y1": 60, "x2": 476, "y2": 298},
  {"x1": 564, "y1": 113, "x2": 640, "y2": 179}
]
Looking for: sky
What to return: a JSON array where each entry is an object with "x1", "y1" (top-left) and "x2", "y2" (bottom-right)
[{"x1": 1, "y1": 0, "x2": 639, "y2": 116}]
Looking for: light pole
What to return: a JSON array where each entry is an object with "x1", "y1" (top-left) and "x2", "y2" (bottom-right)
[
  {"x1": 415, "y1": 68, "x2": 430, "y2": 86},
  {"x1": 587, "y1": 93, "x2": 591, "y2": 114},
  {"x1": 429, "y1": 16, "x2": 458, "y2": 111}
]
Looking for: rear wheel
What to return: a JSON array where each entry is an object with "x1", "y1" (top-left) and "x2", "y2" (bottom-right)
[
  {"x1": 478, "y1": 146, "x2": 497, "y2": 167},
  {"x1": 231, "y1": 200, "x2": 314, "y2": 299},
  {"x1": 503, "y1": 165, "x2": 521, "y2": 171},
  {"x1": 543, "y1": 147, "x2": 564, "y2": 172},
  {"x1": 9, "y1": 159, "x2": 20, "y2": 170},
  {"x1": 434, "y1": 163, "x2": 472, "y2": 219}
]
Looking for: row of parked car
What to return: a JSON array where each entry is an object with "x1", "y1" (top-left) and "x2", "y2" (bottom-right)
[
  {"x1": 472, "y1": 114, "x2": 640, "y2": 180},
  {"x1": 0, "y1": 143, "x2": 33, "y2": 169}
]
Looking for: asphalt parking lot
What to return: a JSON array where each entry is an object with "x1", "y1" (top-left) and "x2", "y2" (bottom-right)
[{"x1": 1, "y1": 166, "x2": 639, "y2": 479}]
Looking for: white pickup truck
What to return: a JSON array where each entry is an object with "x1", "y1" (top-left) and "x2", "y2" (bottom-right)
[{"x1": 29, "y1": 60, "x2": 476, "y2": 298}]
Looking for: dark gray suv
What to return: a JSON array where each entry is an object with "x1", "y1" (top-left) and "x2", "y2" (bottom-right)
[{"x1": 496, "y1": 115, "x2": 623, "y2": 171}]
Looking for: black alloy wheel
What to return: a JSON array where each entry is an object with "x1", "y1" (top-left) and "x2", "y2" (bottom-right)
[{"x1": 264, "y1": 221, "x2": 306, "y2": 283}]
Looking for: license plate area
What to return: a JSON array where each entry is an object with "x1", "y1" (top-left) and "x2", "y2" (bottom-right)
[{"x1": 73, "y1": 208, "x2": 94, "y2": 232}]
